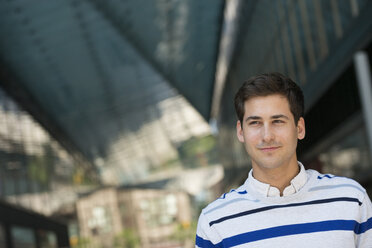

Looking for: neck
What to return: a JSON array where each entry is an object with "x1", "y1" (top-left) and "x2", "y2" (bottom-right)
[{"x1": 252, "y1": 159, "x2": 299, "y2": 195}]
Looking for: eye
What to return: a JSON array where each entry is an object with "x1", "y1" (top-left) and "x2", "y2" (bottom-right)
[
  {"x1": 273, "y1": 119, "x2": 285, "y2": 124},
  {"x1": 248, "y1": 121, "x2": 261, "y2": 126}
]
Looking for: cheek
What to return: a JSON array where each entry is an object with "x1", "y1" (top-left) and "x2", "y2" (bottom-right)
[
  {"x1": 288, "y1": 129, "x2": 300, "y2": 143},
  {"x1": 244, "y1": 131, "x2": 260, "y2": 144},
  {"x1": 276, "y1": 128, "x2": 298, "y2": 142}
]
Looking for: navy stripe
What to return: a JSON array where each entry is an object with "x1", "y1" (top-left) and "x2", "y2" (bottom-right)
[
  {"x1": 218, "y1": 189, "x2": 247, "y2": 199},
  {"x1": 219, "y1": 193, "x2": 227, "y2": 199},
  {"x1": 222, "y1": 219, "x2": 372, "y2": 246},
  {"x1": 209, "y1": 197, "x2": 361, "y2": 226},
  {"x1": 317, "y1": 174, "x2": 334, "y2": 179}
]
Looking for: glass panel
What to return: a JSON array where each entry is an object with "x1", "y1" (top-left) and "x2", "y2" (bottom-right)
[
  {"x1": 308, "y1": 124, "x2": 371, "y2": 180},
  {"x1": 0, "y1": 87, "x2": 98, "y2": 214},
  {"x1": 319, "y1": 125, "x2": 371, "y2": 179},
  {"x1": 38, "y1": 230, "x2": 57, "y2": 248},
  {"x1": 11, "y1": 226, "x2": 36, "y2": 248}
]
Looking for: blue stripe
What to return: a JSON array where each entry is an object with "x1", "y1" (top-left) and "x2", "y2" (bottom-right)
[
  {"x1": 210, "y1": 197, "x2": 361, "y2": 226},
  {"x1": 218, "y1": 193, "x2": 227, "y2": 199},
  {"x1": 218, "y1": 189, "x2": 247, "y2": 199},
  {"x1": 196, "y1": 218, "x2": 372, "y2": 247},
  {"x1": 195, "y1": 235, "x2": 222, "y2": 248},
  {"x1": 317, "y1": 174, "x2": 335, "y2": 179},
  {"x1": 355, "y1": 217, "x2": 372, "y2": 234},
  {"x1": 222, "y1": 219, "x2": 372, "y2": 247}
]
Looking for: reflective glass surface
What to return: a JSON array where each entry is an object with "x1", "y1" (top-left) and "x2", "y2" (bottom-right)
[{"x1": 11, "y1": 226, "x2": 36, "y2": 248}]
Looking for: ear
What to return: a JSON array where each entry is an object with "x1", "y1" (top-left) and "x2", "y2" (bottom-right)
[
  {"x1": 297, "y1": 117, "x2": 306, "y2": 140},
  {"x1": 236, "y1": 120, "x2": 245, "y2": 143}
]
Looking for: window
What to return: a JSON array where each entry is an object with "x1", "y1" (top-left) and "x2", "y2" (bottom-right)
[
  {"x1": 140, "y1": 194, "x2": 178, "y2": 228},
  {"x1": 87, "y1": 206, "x2": 112, "y2": 235},
  {"x1": 38, "y1": 230, "x2": 57, "y2": 248},
  {"x1": 11, "y1": 226, "x2": 36, "y2": 248}
]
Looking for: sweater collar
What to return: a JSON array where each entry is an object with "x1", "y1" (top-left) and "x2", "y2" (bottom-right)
[{"x1": 247, "y1": 162, "x2": 307, "y2": 197}]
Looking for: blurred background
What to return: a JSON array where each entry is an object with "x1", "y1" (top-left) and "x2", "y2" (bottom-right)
[{"x1": 0, "y1": 0, "x2": 371, "y2": 247}]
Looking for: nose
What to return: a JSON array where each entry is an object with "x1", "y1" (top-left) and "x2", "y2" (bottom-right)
[{"x1": 262, "y1": 124, "x2": 275, "y2": 142}]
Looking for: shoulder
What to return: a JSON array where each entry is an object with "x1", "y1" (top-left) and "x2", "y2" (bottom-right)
[
  {"x1": 201, "y1": 183, "x2": 256, "y2": 217},
  {"x1": 309, "y1": 169, "x2": 365, "y2": 189},
  {"x1": 306, "y1": 169, "x2": 366, "y2": 200}
]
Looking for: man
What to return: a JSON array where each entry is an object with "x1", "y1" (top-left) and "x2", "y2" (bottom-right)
[{"x1": 195, "y1": 72, "x2": 372, "y2": 247}]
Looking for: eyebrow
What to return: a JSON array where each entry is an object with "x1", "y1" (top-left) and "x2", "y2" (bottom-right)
[
  {"x1": 245, "y1": 114, "x2": 289, "y2": 122},
  {"x1": 245, "y1": 116, "x2": 261, "y2": 122},
  {"x1": 271, "y1": 114, "x2": 290, "y2": 120}
]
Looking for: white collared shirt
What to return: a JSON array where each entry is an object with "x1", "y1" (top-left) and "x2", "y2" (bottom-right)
[{"x1": 248, "y1": 162, "x2": 307, "y2": 197}]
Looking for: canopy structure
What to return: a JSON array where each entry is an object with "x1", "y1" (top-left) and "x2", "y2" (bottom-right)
[
  {"x1": 0, "y1": 0, "x2": 225, "y2": 184},
  {"x1": 2, "y1": 0, "x2": 370, "y2": 186}
]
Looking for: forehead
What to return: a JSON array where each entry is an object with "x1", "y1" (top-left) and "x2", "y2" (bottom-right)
[{"x1": 243, "y1": 94, "x2": 292, "y2": 117}]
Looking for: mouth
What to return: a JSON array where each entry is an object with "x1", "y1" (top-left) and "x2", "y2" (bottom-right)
[{"x1": 259, "y1": 147, "x2": 280, "y2": 152}]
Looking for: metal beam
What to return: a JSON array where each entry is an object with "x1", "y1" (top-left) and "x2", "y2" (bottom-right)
[
  {"x1": 353, "y1": 51, "x2": 372, "y2": 162},
  {"x1": 210, "y1": 0, "x2": 243, "y2": 132}
]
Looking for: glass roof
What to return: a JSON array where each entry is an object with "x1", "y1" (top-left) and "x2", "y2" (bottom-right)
[{"x1": 0, "y1": 0, "x2": 225, "y2": 183}]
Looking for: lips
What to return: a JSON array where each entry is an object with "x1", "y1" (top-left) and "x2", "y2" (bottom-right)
[{"x1": 259, "y1": 147, "x2": 280, "y2": 152}]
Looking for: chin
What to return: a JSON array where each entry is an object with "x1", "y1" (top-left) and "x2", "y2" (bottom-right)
[
  {"x1": 260, "y1": 163, "x2": 283, "y2": 170},
  {"x1": 254, "y1": 159, "x2": 285, "y2": 170}
]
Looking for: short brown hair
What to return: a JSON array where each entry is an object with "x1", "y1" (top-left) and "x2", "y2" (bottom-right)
[{"x1": 234, "y1": 72, "x2": 304, "y2": 125}]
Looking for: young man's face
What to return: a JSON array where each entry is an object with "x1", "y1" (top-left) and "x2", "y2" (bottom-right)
[{"x1": 236, "y1": 94, "x2": 305, "y2": 171}]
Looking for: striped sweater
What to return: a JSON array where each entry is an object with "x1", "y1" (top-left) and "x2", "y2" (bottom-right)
[{"x1": 195, "y1": 163, "x2": 372, "y2": 247}]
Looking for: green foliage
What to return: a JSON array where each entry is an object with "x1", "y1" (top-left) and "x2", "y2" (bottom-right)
[
  {"x1": 71, "y1": 237, "x2": 91, "y2": 248},
  {"x1": 28, "y1": 144, "x2": 56, "y2": 189},
  {"x1": 28, "y1": 155, "x2": 48, "y2": 186},
  {"x1": 179, "y1": 135, "x2": 216, "y2": 156},
  {"x1": 114, "y1": 229, "x2": 141, "y2": 248},
  {"x1": 154, "y1": 157, "x2": 181, "y2": 172},
  {"x1": 178, "y1": 135, "x2": 218, "y2": 168}
]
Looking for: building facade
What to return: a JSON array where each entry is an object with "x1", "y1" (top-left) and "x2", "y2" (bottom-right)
[{"x1": 76, "y1": 187, "x2": 192, "y2": 248}]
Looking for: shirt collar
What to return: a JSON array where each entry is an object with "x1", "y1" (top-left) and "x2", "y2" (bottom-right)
[{"x1": 247, "y1": 162, "x2": 307, "y2": 197}]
